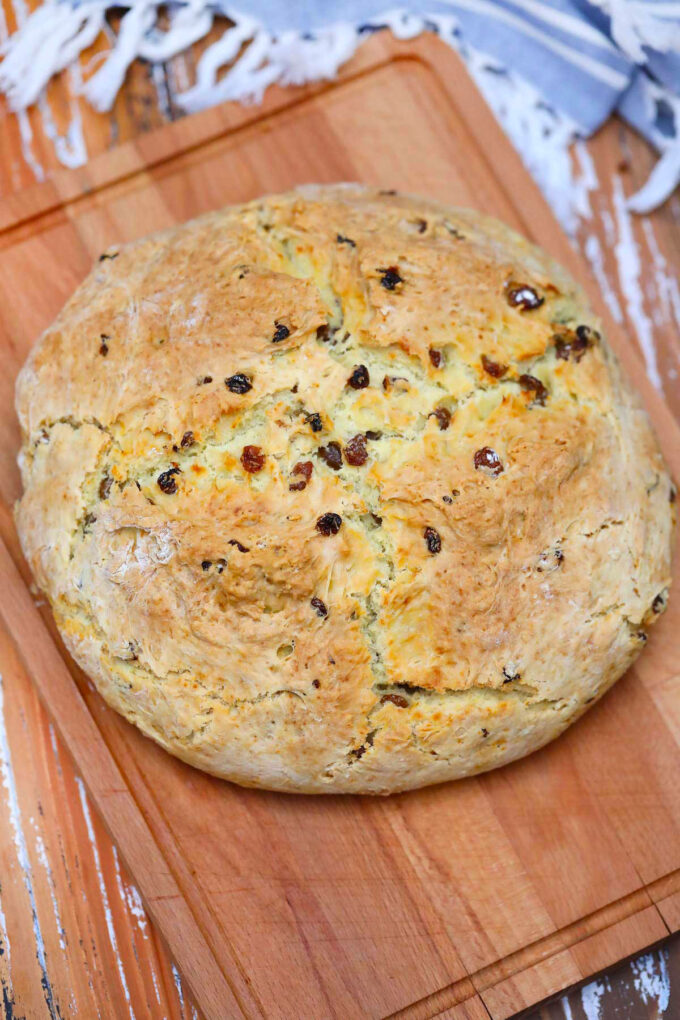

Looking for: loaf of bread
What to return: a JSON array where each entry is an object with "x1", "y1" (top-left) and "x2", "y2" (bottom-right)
[{"x1": 15, "y1": 185, "x2": 674, "y2": 793}]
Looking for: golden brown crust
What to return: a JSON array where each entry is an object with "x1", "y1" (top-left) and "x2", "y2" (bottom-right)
[{"x1": 15, "y1": 185, "x2": 674, "y2": 793}]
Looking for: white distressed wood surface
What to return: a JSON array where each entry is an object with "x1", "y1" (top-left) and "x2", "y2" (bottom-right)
[{"x1": 0, "y1": 14, "x2": 678, "y2": 1020}]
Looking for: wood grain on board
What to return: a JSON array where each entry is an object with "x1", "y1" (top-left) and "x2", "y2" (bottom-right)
[{"x1": 0, "y1": 28, "x2": 679, "y2": 1020}]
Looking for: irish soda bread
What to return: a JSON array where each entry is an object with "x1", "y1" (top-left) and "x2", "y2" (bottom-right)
[{"x1": 15, "y1": 185, "x2": 674, "y2": 794}]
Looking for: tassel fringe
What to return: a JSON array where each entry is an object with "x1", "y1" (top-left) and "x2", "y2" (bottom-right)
[{"x1": 0, "y1": 1, "x2": 677, "y2": 213}]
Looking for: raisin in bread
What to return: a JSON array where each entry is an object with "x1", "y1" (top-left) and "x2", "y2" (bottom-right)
[{"x1": 15, "y1": 185, "x2": 674, "y2": 793}]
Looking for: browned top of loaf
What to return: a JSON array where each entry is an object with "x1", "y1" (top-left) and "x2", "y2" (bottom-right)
[{"x1": 15, "y1": 185, "x2": 674, "y2": 794}]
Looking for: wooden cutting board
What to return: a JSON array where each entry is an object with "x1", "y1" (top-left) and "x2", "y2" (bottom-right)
[{"x1": 0, "y1": 33, "x2": 678, "y2": 1020}]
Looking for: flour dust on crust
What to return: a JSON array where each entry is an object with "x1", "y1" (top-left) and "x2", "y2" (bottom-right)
[{"x1": 14, "y1": 185, "x2": 675, "y2": 794}]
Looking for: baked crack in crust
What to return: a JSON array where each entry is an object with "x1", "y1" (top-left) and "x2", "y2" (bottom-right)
[{"x1": 15, "y1": 185, "x2": 674, "y2": 793}]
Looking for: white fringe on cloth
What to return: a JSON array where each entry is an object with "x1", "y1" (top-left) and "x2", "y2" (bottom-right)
[
  {"x1": 588, "y1": 0, "x2": 680, "y2": 63},
  {"x1": 0, "y1": 2, "x2": 677, "y2": 214}
]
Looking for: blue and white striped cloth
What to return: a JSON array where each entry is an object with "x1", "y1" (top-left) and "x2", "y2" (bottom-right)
[
  {"x1": 275, "y1": 2, "x2": 679, "y2": 135},
  {"x1": 1, "y1": 0, "x2": 679, "y2": 209}
]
